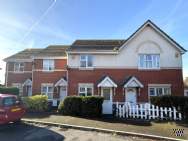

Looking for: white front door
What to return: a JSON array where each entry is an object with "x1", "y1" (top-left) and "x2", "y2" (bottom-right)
[
  {"x1": 60, "y1": 86, "x2": 67, "y2": 101},
  {"x1": 27, "y1": 86, "x2": 32, "y2": 96},
  {"x1": 102, "y1": 87, "x2": 113, "y2": 114},
  {"x1": 126, "y1": 88, "x2": 137, "y2": 104}
]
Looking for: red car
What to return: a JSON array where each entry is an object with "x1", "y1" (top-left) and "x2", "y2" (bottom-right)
[{"x1": 0, "y1": 94, "x2": 25, "y2": 124}]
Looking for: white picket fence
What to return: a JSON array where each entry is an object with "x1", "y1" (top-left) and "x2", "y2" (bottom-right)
[{"x1": 115, "y1": 102, "x2": 182, "y2": 120}]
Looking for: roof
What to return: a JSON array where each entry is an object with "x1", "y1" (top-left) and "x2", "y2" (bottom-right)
[
  {"x1": 123, "y1": 76, "x2": 143, "y2": 88},
  {"x1": 35, "y1": 45, "x2": 69, "y2": 57},
  {"x1": 3, "y1": 48, "x2": 42, "y2": 61},
  {"x1": 4, "y1": 45, "x2": 69, "y2": 62},
  {"x1": 68, "y1": 20, "x2": 187, "y2": 53},
  {"x1": 97, "y1": 75, "x2": 117, "y2": 87},
  {"x1": 68, "y1": 40, "x2": 126, "y2": 52}
]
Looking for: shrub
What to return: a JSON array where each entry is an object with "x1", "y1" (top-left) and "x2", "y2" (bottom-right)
[
  {"x1": 151, "y1": 96, "x2": 188, "y2": 119},
  {"x1": 58, "y1": 96, "x2": 104, "y2": 117},
  {"x1": 81, "y1": 96, "x2": 104, "y2": 117},
  {"x1": 0, "y1": 87, "x2": 19, "y2": 96},
  {"x1": 22, "y1": 95, "x2": 48, "y2": 112},
  {"x1": 58, "y1": 96, "x2": 82, "y2": 116}
]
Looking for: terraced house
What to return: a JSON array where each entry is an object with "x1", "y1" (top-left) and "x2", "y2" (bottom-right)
[{"x1": 4, "y1": 20, "x2": 187, "y2": 114}]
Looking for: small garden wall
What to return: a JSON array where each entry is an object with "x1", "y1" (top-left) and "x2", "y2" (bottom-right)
[{"x1": 0, "y1": 87, "x2": 19, "y2": 96}]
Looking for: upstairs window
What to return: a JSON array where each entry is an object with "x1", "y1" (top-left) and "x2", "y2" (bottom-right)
[
  {"x1": 80, "y1": 55, "x2": 93, "y2": 68},
  {"x1": 14, "y1": 62, "x2": 24, "y2": 72},
  {"x1": 41, "y1": 84, "x2": 54, "y2": 100},
  {"x1": 139, "y1": 54, "x2": 160, "y2": 69},
  {"x1": 78, "y1": 83, "x2": 93, "y2": 96},
  {"x1": 43, "y1": 59, "x2": 54, "y2": 71}
]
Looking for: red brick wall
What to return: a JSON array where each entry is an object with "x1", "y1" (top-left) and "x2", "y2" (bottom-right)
[
  {"x1": 32, "y1": 59, "x2": 67, "y2": 98},
  {"x1": 68, "y1": 69, "x2": 184, "y2": 102}
]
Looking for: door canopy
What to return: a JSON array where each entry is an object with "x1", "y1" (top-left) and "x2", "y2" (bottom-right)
[
  {"x1": 55, "y1": 78, "x2": 67, "y2": 87},
  {"x1": 23, "y1": 79, "x2": 32, "y2": 86},
  {"x1": 97, "y1": 76, "x2": 117, "y2": 88},
  {"x1": 123, "y1": 76, "x2": 143, "y2": 88}
]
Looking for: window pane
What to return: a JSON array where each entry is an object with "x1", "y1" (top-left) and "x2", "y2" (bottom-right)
[
  {"x1": 3, "y1": 97, "x2": 16, "y2": 106},
  {"x1": 87, "y1": 55, "x2": 93, "y2": 67},
  {"x1": 139, "y1": 55, "x2": 144, "y2": 68},
  {"x1": 80, "y1": 60, "x2": 87, "y2": 67},
  {"x1": 87, "y1": 88, "x2": 92, "y2": 96},
  {"x1": 80, "y1": 55, "x2": 86, "y2": 60},
  {"x1": 103, "y1": 88, "x2": 111, "y2": 100},
  {"x1": 48, "y1": 93, "x2": 53, "y2": 99},
  {"x1": 156, "y1": 88, "x2": 163, "y2": 96},
  {"x1": 149, "y1": 88, "x2": 155, "y2": 96},
  {"x1": 48, "y1": 87, "x2": 53, "y2": 93},
  {"x1": 163, "y1": 88, "x2": 170, "y2": 95}
]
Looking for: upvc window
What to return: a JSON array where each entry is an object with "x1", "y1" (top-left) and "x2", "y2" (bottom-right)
[
  {"x1": 78, "y1": 84, "x2": 93, "y2": 96},
  {"x1": 139, "y1": 54, "x2": 160, "y2": 69},
  {"x1": 149, "y1": 87, "x2": 171, "y2": 96},
  {"x1": 14, "y1": 62, "x2": 24, "y2": 72},
  {"x1": 43, "y1": 59, "x2": 54, "y2": 71},
  {"x1": 80, "y1": 55, "x2": 93, "y2": 68},
  {"x1": 12, "y1": 83, "x2": 23, "y2": 96},
  {"x1": 41, "y1": 84, "x2": 54, "y2": 99}
]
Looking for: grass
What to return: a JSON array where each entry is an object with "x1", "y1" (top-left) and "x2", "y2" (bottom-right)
[{"x1": 24, "y1": 113, "x2": 188, "y2": 140}]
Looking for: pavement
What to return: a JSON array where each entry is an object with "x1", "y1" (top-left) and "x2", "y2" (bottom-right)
[{"x1": 0, "y1": 123, "x2": 158, "y2": 141}]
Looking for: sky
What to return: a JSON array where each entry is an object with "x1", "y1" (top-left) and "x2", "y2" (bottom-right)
[{"x1": 0, "y1": 0, "x2": 188, "y2": 84}]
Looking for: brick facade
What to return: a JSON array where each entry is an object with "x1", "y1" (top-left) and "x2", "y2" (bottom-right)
[
  {"x1": 68, "y1": 68, "x2": 184, "y2": 102},
  {"x1": 32, "y1": 59, "x2": 67, "y2": 98}
]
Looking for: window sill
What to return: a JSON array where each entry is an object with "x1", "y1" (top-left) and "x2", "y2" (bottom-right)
[
  {"x1": 138, "y1": 68, "x2": 160, "y2": 71},
  {"x1": 79, "y1": 67, "x2": 94, "y2": 70},
  {"x1": 42, "y1": 70, "x2": 55, "y2": 72},
  {"x1": 13, "y1": 71, "x2": 25, "y2": 73}
]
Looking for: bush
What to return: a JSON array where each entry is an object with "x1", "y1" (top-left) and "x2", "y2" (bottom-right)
[
  {"x1": 0, "y1": 87, "x2": 19, "y2": 96},
  {"x1": 58, "y1": 96, "x2": 82, "y2": 116},
  {"x1": 81, "y1": 96, "x2": 104, "y2": 117},
  {"x1": 22, "y1": 95, "x2": 48, "y2": 112},
  {"x1": 151, "y1": 96, "x2": 188, "y2": 119},
  {"x1": 58, "y1": 96, "x2": 104, "y2": 117}
]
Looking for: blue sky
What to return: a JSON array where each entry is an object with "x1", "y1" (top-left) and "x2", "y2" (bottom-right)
[{"x1": 0, "y1": 0, "x2": 188, "y2": 84}]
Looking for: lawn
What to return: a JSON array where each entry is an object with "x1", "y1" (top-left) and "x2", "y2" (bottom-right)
[{"x1": 24, "y1": 113, "x2": 188, "y2": 140}]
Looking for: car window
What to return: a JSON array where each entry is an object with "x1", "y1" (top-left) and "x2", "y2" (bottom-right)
[{"x1": 3, "y1": 97, "x2": 16, "y2": 106}]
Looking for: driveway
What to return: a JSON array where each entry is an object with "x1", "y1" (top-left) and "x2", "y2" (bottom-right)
[{"x1": 0, "y1": 123, "x2": 157, "y2": 141}]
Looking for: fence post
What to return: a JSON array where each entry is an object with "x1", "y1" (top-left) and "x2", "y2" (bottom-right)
[
  {"x1": 152, "y1": 105, "x2": 155, "y2": 119},
  {"x1": 132, "y1": 105, "x2": 135, "y2": 118},
  {"x1": 173, "y1": 107, "x2": 177, "y2": 120},
  {"x1": 123, "y1": 105, "x2": 125, "y2": 118},
  {"x1": 160, "y1": 107, "x2": 163, "y2": 120},
  {"x1": 136, "y1": 105, "x2": 139, "y2": 118},
  {"x1": 116, "y1": 102, "x2": 119, "y2": 117},
  {"x1": 140, "y1": 104, "x2": 143, "y2": 119},
  {"x1": 169, "y1": 107, "x2": 172, "y2": 120},
  {"x1": 178, "y1": 113, "x2": 182, "y2": 120}
]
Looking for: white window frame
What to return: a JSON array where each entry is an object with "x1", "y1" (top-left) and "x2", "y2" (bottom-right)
[
  {"x1": 139, "y1": 54, "x2": 160, "y2": 69},
  {"x1": 78, "y1": 83, "x2": 93, "y2": 96},
  {"x1": 14, "y1": 62, "x2": 24, "y2": 72},
  {"x1": 148, "y1": 86, "x2": 171, "y2": 97},
  {"x1": 43, "y1": 59, "x2": 55, "y2": 71},
  {"x1": 41, "y1": 83, "x2": 54, "y2": 100},
  {"x1": 184, "y1": 90, "x2": 188, "y2": 96},
  {"x1": 12, "y1": 83, "x2": 23, "y2": 96},
  {"x1": 80, "y1": 55, "x2": 93, "y2": 68}
]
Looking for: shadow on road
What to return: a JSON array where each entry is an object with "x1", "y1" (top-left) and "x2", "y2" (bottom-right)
[{"x1": 0, "y1": 123, "x2": 64, "y2": 141}]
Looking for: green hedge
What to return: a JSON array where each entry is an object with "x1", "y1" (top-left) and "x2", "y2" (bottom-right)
[
  {"x1": 0, "y1": 87, "x2": 19, "y2": 95},
  {"x1": 58, "y1": 96, "x2": 104, "y2": 117},
  {"x1": 22, "y1": 95, "x2": 48, "y2": 112},
  {"x1": 151, "y1": 96, "x2": 188, "y2": 119}
]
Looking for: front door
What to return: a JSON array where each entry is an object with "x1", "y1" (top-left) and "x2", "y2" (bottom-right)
[
  {"x1": 126, "y1": 88, "x2": 137, "y2": 104},
  {"x1": 102, "y1": 87, "x2": 113, "y2": 114},
  {"x1": 27, "y1": 86, "x2": 32, "y2": 96},
  {"x1": 60, "y1": 86, "x2": 67, "y2": 101}
]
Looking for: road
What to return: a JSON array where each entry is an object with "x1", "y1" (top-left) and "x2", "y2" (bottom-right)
[{"x1": 0, "y1": 123, "x2": 156, "y2": 141}]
